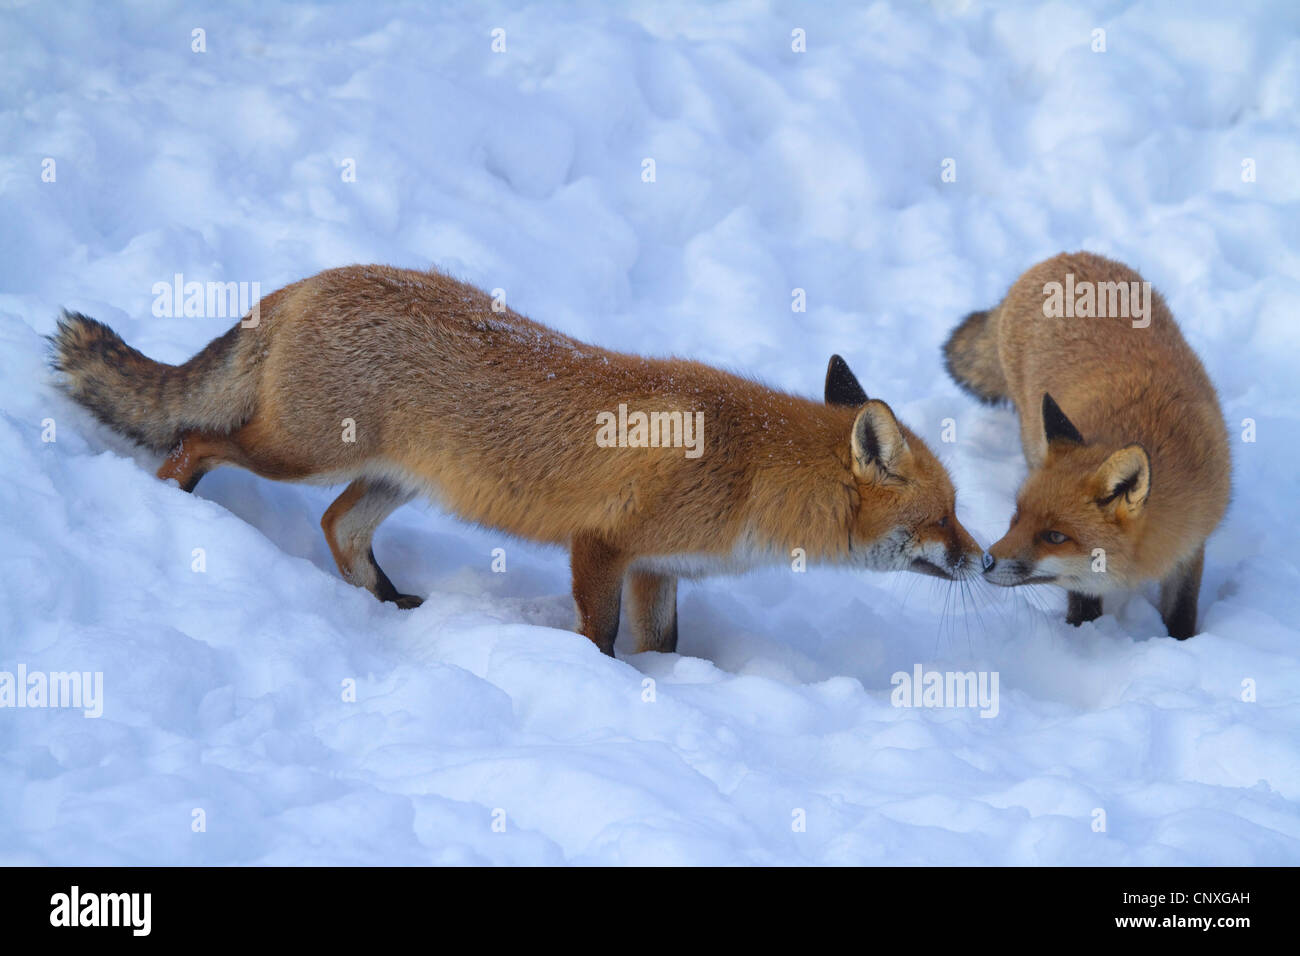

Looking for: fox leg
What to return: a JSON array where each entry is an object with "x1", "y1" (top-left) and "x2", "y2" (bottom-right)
[
  {"x1": 1159, "y1": 545, "x2": 1204, "y2": 640},
  {"x1": 321, "y1": 478, "x2": 421, "y2": 608},
  {"x1": 570, "y1": 533, "x2": 629, "y2": 657},
  {"x1": 156, "y1": 431, "x2": 243, "y2": 492},
  {"x1": 1066, "y1": 592, "x2": 1102, "y2": 626},
  {"x1": 627, "y1": 570, "x2": 678, "y2": 653}
]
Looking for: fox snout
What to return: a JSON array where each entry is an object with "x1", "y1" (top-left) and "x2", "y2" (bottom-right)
[
  {"x1": 982, "y1": 536, "x2": 1055, "y2": 587},
  {"x1": 910, "y1": 519, "x2": 984, "y2": 581}
]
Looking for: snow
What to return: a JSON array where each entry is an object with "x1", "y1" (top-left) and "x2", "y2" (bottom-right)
[{"x1": 3, "y1": 0, "x2": 1300, "y2": 864}]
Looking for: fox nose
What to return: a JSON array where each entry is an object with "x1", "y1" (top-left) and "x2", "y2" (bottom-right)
[{"x1": 982, "y1": 552, "x2": 996, "y2": 572}]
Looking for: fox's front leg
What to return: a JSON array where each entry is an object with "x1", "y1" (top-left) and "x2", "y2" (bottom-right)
[
  {"x1": 627, "y1": 570, "x2": 678, "y2": 653},
  {"x1": 1066, "y1": 592, "x2": 1102, "y2": 626},
  {"x1": 1159, "y1": 546, "x2": 1205, "y2": 640},
  {"x1": 570, "y1": 533, "x2": 629, "y2": 656}
]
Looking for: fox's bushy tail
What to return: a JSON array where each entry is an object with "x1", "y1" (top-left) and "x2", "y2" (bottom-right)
[
  {"x1": 50, "y1": 312, "x2": 260, "y2": 452},
  {"x1": 943, "y1": 307, "x2": 1008, "y2": 405}
]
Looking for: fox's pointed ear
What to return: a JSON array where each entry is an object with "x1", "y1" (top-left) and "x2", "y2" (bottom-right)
[
  {"x1": 825, "y1": 354, "x2": 868, "y2": 408},
  {"x1": 1094, "y1": 444, "x2": 1151, "y2": 519},
  {"x1": 1042, "y1": 393, "x2": 1084, "y2": 446},
  {"x1": 851, "y1": 400, "x2": 909, "y2": 480}
]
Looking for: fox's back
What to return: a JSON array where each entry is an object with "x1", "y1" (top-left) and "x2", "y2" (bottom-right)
[{"x1": 253, "y1": 265, "x2": 849, "y2": 550}]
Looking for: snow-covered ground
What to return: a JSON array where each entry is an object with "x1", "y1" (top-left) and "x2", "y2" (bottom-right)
[{"x1": 3, "y1": 0, "x2": 1299, "y2": 865}]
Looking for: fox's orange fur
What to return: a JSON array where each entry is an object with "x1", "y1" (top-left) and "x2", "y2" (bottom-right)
[
  {"x1": 945, "y1": 251, "x2": 1230, "y2": 638},
  {"x1": 53, "y1": 265, "x2": 982, "y2": 656}
]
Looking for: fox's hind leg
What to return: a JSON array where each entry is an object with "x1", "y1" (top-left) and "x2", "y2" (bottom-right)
[
  {"x1": 156, "y1": 431, "x2": 245, "y2": 492},
  {"x1": 1159, "y1": 546, "x2": 1204, "y2": 640},
  {"x1": 627, "y1": 570, "x2": 678, "y2": 653},
  {"x1": 322, "y1": 478, "x2": 421, "y2": 608},
  {"x1": 571, "y1": 533, "x2": 630, "y2": 657}
]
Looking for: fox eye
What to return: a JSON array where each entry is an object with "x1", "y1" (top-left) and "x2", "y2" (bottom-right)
[
  {"x1": 1041, "y1": 530, "x2": 1069, "y2": 545},
  {"x1": 936, "y1": 516, "x2": 949, "y2": 529}
]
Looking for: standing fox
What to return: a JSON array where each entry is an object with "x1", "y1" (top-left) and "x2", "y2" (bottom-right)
[
  {"x1": 944, "y1": 251, "x2": 1230, "y2": 639},
  {"x1": 53, "y1": 265, "x2": 982, "y2": 656}
]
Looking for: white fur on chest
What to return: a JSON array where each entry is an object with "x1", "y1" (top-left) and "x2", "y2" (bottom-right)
[{"x1": 631, "y1": 530, "x2": 776, "y2": 579}]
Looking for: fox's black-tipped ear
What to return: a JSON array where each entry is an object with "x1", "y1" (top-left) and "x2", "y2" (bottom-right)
[
  {"x1": 1095, "y1": 444, "x2": 1151, "y2": 517},
  {"x1": 1042, "y1": 393, "x2": 1084, "y2": 446},
  {"x1": 851, "y1": 400, "x2": 909, "y2": 478},
  {"x1": 825, "y1": 354, "x2": 868, "y2": 407}
]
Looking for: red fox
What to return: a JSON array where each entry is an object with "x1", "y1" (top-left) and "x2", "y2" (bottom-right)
[
  {"x1": 53, "y1": 265, "x2": 983, "y2": 656},
  {"x1": 944, "y1": 252, "x2": 1230, "y2": 639}
]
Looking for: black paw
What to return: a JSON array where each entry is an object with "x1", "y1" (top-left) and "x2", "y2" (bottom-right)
[{"x1": 392, "y1": 594, "x2": 424, "y2": 610}]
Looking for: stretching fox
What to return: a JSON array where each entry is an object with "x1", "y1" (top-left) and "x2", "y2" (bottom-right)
[
  {"x1": 53, "y1": 265, "x2": 982, "y2": 656},
  {"x1": 945, "y1": 251, "x2": 1229, "y2": 639}
]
